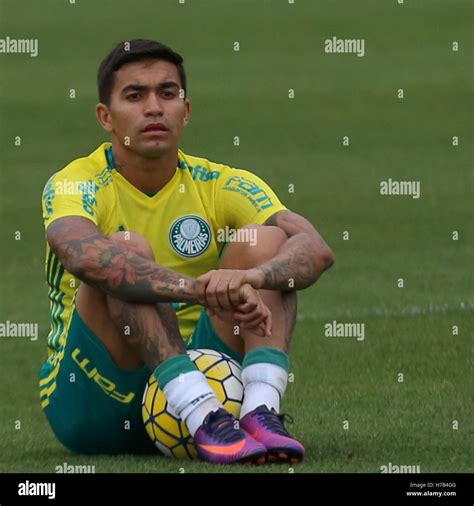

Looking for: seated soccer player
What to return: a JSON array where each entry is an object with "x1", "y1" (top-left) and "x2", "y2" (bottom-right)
[{"x1": 39, "y1": 39, "x2": 334, "y2": 464}]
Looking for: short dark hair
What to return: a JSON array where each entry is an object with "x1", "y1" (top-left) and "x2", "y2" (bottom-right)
[{"x1": 97, "y1": 39, "x2": 187, "y2": 104}]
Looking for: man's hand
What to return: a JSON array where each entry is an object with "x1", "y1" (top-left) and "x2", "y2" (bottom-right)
[
  {"x1": 196, "y1": 269, "x2": 265, "y2": 310},
  {"x1": 196, "y1": 270, "x2": 271, "y2": 337},
  {"x1": 233, "y1": 283, "x2": 272, "y2": 338}
]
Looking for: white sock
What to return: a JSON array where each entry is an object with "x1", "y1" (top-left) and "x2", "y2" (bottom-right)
[
  {"x1": 163, "y1": 371, "x2": 223, "y2": 436},
  {"x1": 240, "y1": 363, "x2": 289, "y2": 419},
  {"x1": 185, "y1": 397, "x2": 222, "y2": 436},
  {"x1": 240, "y1": 382, "x2": 280, "y2": 418}
]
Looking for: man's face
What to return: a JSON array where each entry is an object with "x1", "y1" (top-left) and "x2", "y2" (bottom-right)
[{"x1": 98, "y1": 59, "x2": 190, "y2": 158}]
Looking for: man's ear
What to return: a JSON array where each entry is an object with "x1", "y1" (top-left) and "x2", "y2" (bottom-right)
[
  {"x1": 183, "y1": 98, "x2": 191, "y2": 126},
  {"x1": 96, "y1": 103, "x2": 113, "y2": 133}
]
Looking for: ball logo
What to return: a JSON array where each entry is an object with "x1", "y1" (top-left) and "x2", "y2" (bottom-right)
[{"x1": 169, "y1": 215, "x2": 211, "y2": 257}]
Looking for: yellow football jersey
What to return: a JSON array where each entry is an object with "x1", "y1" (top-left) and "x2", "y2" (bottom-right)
[{"x1": 42, "y1": 142, "x2": 286, "y2": 358}]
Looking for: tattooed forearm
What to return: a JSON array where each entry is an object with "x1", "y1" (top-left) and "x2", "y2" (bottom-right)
[
  {"x1": 259, "y1": 236, "x2": 322, "y2": 290},
  {"x1": 47, "y1": 216, "x2": 197, "y2": 304},
  {"x1": 261, "y1": 210, "x2": 335, "y2": 291},
  {"x1": 107, "y1": 296, "x2": 185, "y2": 368}
]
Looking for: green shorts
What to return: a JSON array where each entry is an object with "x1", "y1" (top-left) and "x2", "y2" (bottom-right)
[{"x1": 39, "y1": 308, "x2": 243, "y2": 454}]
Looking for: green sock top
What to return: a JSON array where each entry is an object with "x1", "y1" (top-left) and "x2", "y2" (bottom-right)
[
  {"x1": 242, "y1": 347, "x2": 290, "y2": 372},
  {"x1": 153, "y1": 354, "x2": 198, "y2": 389}
]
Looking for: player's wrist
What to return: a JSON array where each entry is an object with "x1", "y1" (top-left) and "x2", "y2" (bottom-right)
[
  {"x1": 182, "y1": 278, "x2": 199, "y2": 304},
  {"x1": 245, "y1": 268, "x2": 265, "y2": 290},
  {"x1": 152, "y1": 275, "x2": 199, "y2": 304}
]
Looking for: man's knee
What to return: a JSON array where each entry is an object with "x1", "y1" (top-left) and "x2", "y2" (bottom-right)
[
  {"x1": 220, "y1": 224, "x2": 287, "y2": 269},
  {"x1": 108, "y1": 231, "x2": 155, "y2": 261}
]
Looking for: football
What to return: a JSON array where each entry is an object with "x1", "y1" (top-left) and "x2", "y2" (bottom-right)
[{"x1": 142, "y1": 349, "x2": 243, "y2": 459}]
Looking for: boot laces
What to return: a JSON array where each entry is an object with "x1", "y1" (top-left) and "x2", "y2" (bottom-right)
[
  {"x1": 258, "y1": 409, "x2": 294, "y2": 436},
  {"x1": 204, "y1": 409, "x2": 242, "y2": 443}
]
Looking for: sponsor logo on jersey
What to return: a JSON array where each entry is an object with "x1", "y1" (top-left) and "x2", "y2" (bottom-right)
[
  {"x1": 222, "y1": 176, "x2": 274, "y2": 211},
  {"x1": 169, "y1": 215, "x2": 211, "y2": 258},
  {"x1": 79, "y1": 180, "x2": 100, "y2": 217},
  {"x1": 42, "y1": 175, "x2": 56, "y2": 216},
  {"x1": 179, "y1": 161, "x2": 221, "y2": 181},
  {"x1": 95, "y1": 167, "x2": 113, "y2": 186}
]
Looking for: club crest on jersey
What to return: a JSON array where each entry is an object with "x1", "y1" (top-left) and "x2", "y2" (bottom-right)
[{"x1": 169, "y1": 215, "x2": 211, "y2": 258}]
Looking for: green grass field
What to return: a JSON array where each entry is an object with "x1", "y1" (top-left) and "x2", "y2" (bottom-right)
[{"x1": 0, "y1": 0, "x2": 472, "y2": 474}]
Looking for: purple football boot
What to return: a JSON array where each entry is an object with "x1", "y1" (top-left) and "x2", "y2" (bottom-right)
[
  {"x1": 193, "y1": 408, "x2": 267, "y2": 465},
  {"x1": 240, "y1": 405, "x2": 305, "y2": 463}
]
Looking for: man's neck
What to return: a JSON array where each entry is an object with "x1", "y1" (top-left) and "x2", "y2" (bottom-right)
[{"x1": 110, "y1": 142, "x2": 178, "y2": 194}]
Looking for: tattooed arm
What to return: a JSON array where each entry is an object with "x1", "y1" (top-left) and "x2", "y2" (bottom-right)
[
  {"x1": 195, "y1": 210, "x2": 334, "y2": 301},
  {"x1": 256, "y1": 210, "x2": 335, "y2": 291},
  {"x1": 47, "y1": 216, "x2": 198, "y2": 304}
]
